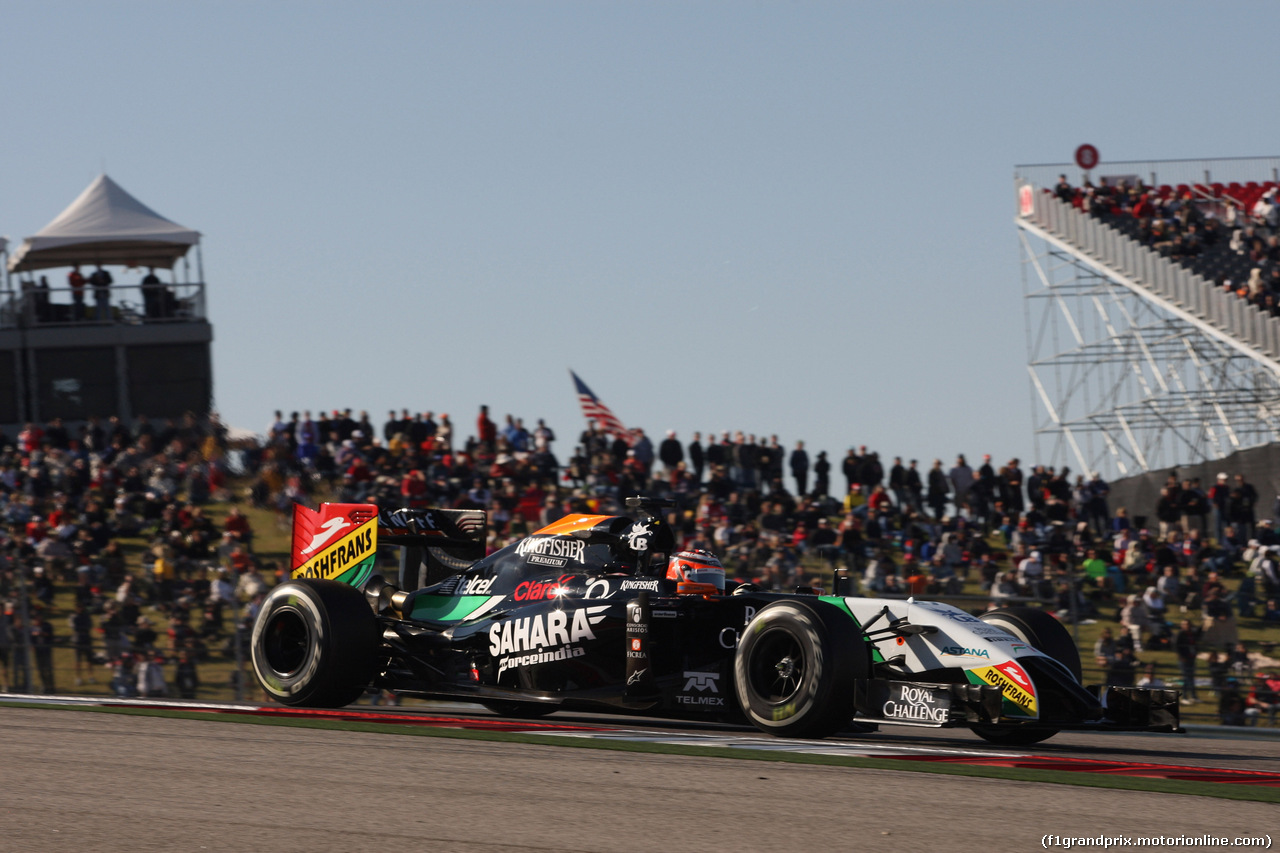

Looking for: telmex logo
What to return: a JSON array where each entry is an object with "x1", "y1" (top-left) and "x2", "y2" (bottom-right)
[
  {"x1": 678, "y1": 671, "x2": 724, "y2": 706},
  {"x1": 683, "y1": 671, "x2": 719, "y2": 693}
]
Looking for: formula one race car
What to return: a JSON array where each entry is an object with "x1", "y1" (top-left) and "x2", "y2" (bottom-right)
[{"x1": 251, "y1": 498, "x2": 1181, "y2": 743}]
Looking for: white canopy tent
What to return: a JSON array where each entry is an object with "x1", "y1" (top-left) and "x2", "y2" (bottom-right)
[{"x1": 7, "y1": 175, "x2": 200, "y2": 273}]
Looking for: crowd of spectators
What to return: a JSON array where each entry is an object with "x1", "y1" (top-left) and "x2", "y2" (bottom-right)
[
  {"x1": 1053, "y1": 173, "x2": 1280, "y2": 319},
  {"x1": 0, "y1": 412, "x2": 259, "y2": 699},
  {"x1": 0, "y1": 404, "x2": 1277, "y2": 724}
]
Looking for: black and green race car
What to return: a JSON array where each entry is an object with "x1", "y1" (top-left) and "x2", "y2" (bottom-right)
[{"x1": 251, "y1": 498, "x2": 1180, "y2": 743}]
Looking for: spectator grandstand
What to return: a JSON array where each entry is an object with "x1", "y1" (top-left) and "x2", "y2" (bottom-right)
[{"x1": 1049, "y1": 174, "x2": 1280, "y2": 317}]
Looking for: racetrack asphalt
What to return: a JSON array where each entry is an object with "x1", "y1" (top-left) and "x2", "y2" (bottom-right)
[{"x1": 1, "y1": 708, "x2": 1275, "y2": 853}]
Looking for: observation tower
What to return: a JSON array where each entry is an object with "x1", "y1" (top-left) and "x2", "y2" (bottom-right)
[{"x1": 1, "y1": 175, "x2": 213, "y2": 426}]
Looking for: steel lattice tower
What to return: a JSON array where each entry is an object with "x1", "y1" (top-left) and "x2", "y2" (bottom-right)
[{"x1": 1017, "y1": 217, "x2": 1280, "y2": 480}]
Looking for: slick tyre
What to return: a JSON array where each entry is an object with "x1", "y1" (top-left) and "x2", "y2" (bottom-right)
[
  {"x1": 978, "y1": 607, "x2": 1082, "y2": 681},
  {"x1": 251, "y1": 579, "x2": 381, "y2": 708},
  {"x1": 974, "y1": 607, "x2": 1080, "y2": 746},
  {"x1": 733, "y1": 600, "x2": 870, "y2": 738}
]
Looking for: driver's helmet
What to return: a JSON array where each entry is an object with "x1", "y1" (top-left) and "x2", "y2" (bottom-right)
[{"x1": 666, "y1": 549, "x2": 725, "y2": 593}]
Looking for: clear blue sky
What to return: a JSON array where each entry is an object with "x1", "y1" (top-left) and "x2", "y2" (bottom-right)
[{"x1": 4, "y1": 2, "x2": 1278, "y2": 470}]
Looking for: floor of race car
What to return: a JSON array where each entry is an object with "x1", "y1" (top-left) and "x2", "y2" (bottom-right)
[{"x1": 7, "y1": 692, "x2": 1280, "y2": 787}]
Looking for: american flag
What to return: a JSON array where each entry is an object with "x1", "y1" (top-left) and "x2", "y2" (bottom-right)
[{"x1": 570, "y1": 370, "x2": 633, "y2": 444}]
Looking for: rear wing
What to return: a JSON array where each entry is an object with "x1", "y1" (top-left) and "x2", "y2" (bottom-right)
[
  {"x1": 291, "y1": 503, "x2": 487, "y2": 590},
  {"x1": 378, "y1": 507, "x2": 488, "y2": 590}
]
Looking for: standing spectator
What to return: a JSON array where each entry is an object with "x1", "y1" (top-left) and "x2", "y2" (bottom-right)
[
  {"x1": 1178, "y1": 477, "x2": 1209, "y2": 537},
  {"x1": 789, "y1": 441, "x2": 809, "y2": 497},
  {"x1": 382, "y1": 409, "x2": 402, "y2": 443},
  {"x1": 69, "y1": 602, "x2": 95, "y2": 686},
  {"x1": 766, "y1": 435, "x2": 785, "y2": 487},
  {"x1": 140, "y1": 267, "x2": 166, "y2": 318},
  {"x1": 1084, "y1": 471, "x2": 1111, "y2": 536},
  {"x1": 812, "y1": 451, "x2": 830, "y2": 498},
  {"x1": 476, "y1": 405, "x2": 497, "y2": 451},
  {"x1": 68, "y1": 265, "x2": 86, "y2": 320},
  {"x1": 658, "y1": 431, "x2": 683, "y2": 477},
  {"x1": 631, "y1": 429, "x2": 654, "y2": 477},
  {"x1": 1155, "y1": 488, "x2": 1181, "y2": 539},
  {"x1": 30, "y1": 611, "x2": 55, "y2": 694},
  {"x1": 888, "y1": 456, "x2": 907, "y2": 509},
  {"x1": 904, "y1": 459, "x2": 923, "y2": 513},
  {"x1": 533, "y1": 418, "x2": 555, "y2": 452},
  {"x1": 1174, "y1": 618, "x2": 1200, "y2": 704},
  {"x1": 687, "y1": 432, "x2": 704, "y2": 483},
  {"x1": 1001, "y1": 458, "x2": 1025, "y2": 514},
  {"x1": 926, "y1": 460, "x2": 950, "y2": 522},
  {"x1": 1026, "y1": 465, "x2": 1047, "y2": 512},
  {"x1": 90, "y1": 265, "x2": 113, "y2": 321},
  {"x1": 436, "y1": 414, "x2": 453, "y2": 452},
  {"x1": 948, "y1": 454, "x2": 973, "y2": 517},
  {"x1": 841, "y1": 449, "x2": 860, "y2": 496},
  {"x1": 1208, "y1": 472, "x2": 1231, "y2": 543},
  {"x1": 0, "y1": 603, "x2": 12, "y2": 691},
  {"x1": 1230, "y1": 474, "x2": 1259, "y2": 541}
]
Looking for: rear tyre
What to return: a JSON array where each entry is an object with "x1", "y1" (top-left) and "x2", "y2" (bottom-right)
[
  {"x1": 973, "y1": 606, "x2": 1079, "y2": 746},
  {"x1": 481, "y1": 701, "x2": 557, "y2": 719},
  {"x1": 251, "y1": 579, "x2": 381, "y2": 708},
  {"x1": 733, "y1": 600, "x2": 871, "y2": 738}
]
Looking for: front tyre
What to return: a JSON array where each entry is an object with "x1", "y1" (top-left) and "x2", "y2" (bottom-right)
[
  {"x1": 733, "y1": 600, "x2": 870, "y2": 738},
  {"x1": 251, "y1": 579, "x2": 381, "y2": 708},
  {"x1": 978, "y1": 607, "x2": 1082, "y2": 681},
  {"x1": 973, "y1": 606, "x2": 1079, "y2": 746}
]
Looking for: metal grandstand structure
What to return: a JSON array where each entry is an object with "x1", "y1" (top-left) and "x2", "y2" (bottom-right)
[{"x1": 1014, "y1": 156, "x2": 1280, "y2": 480}]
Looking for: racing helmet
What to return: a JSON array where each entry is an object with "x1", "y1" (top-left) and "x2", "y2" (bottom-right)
[{"x1": 666, "y1": 549, "x2": 725, "y2": 593}]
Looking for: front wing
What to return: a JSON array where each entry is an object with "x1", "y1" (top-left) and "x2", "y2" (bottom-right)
[{"x1": 853, "y1": 678, "x2": 1182, "y2": 733}]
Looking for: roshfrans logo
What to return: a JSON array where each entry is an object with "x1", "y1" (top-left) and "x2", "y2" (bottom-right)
[
  {"x1": 294, "y1": 521, "x2": 376, "y2": 581},
  {"x1": 971, "y1": 660, "x2": 1038, "y2": 716},
  {"x1": 939, "y1": 645, "x2": 991, "y2": 659}
]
